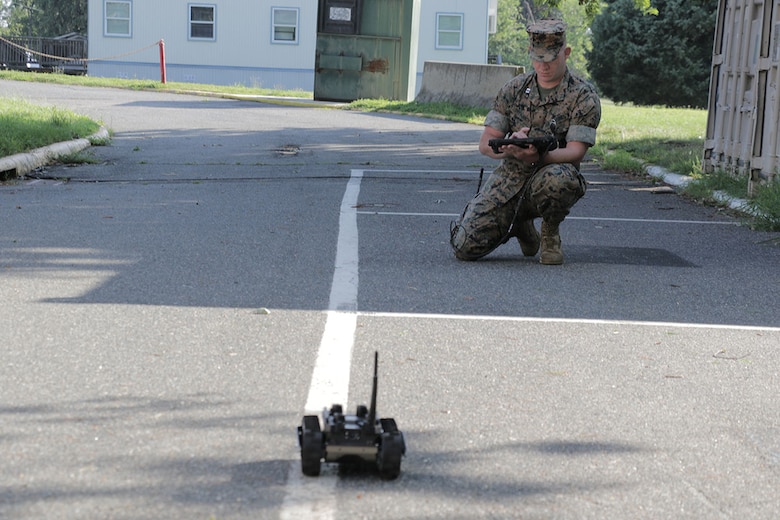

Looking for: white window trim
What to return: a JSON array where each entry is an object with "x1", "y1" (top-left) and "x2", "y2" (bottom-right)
[
  {"x1": 104, "y1": 0, "x2": 132, "y2": 38},
  {"x1": 435, "y1": 12, "x2": 464, "y2": 50},
  {"x1": 271, "y1": 7, "x2": 299, "y2": 45},
  {"x1": 189, "y1": 3, "x2": 216, "y2": 41}
]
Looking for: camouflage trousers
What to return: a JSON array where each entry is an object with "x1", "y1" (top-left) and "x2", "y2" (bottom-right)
[{"x1": 450, "y1": 163, "x2": 586, "y2": 260}]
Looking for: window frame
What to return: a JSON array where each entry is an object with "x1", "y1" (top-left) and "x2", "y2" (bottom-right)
[
  {"x1": 435, "y1": 12, "x2": 464, "y2": 50},
  {"x1": 188, "y1": 3, "x2": 216, "y2": 41},
  {"x1": 271, "y1": 7, "x2": 300, "y2": 45},
  {"x1": 104, "y1": 0, "x2": 132, "y2": 38}
]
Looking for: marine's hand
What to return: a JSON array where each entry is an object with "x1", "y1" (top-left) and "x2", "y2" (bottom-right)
[
  {"x1": 502, "y1": 127, "x2": 540, "y2": 165},
  {"x1": 480, "y1": 126, "x2": 537, "y2": 165}
]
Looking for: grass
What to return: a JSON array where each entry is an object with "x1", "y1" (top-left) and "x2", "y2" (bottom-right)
[
  {"x1": 683, "y1": 169, "x2": 748, "y2": 200},
  {"x1": 683, "y1": 169, "x2": 780, "y2": 230},
  {"x1": 0, "y1": 69, "x2": 312, "y2": 99},
  {"x1": 0, "y1": 96, "x2": 100, "y2": 157},
  {"x1": 592, "y1": 100, "x2": 708, "y2": 177},
  {"x1": 346, "y1": 98, "x2": 487, "y2": 125},
  {"x1": 1, "y1": 69, "x2": 778, "y2": 230},
  {"x1": 57, "y1": 150, "x2": 103, "y2": 165},
  {"x1": 750, "y1": 184, "x2": 780, "y2": 231}
]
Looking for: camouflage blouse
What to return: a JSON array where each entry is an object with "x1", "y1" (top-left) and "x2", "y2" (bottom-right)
[{"x1": 484, "y1": 68, "x2": 601, "y2": 156}]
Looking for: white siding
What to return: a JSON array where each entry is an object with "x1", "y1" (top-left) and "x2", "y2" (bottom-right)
[
  {"x1": 87, "y1": 0, "x2": 490, "y2": 94},
  {"x1": 416, "y1": 0, "x2": 489, "y2": 68},
  {"x1": 87, "y1": 0, "x2": 317, "y2": 91},
  {"x1": 414, "y1": 0, "x2": 490, "y2": 94}
]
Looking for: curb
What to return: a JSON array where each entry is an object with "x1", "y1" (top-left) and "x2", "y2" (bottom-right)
[
  {"x1": 165, "y1": 88, "x2": 346, "y2": 109},
  {"x1": 0, "y1": 126, "x2": 110, "y2": 180},
  {"x1": 645, "y1": 164, "x2": 758, "y2": 217}
]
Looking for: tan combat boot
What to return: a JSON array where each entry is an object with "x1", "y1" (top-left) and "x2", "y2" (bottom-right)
[
  {"x1": 515, "y1": 219, "x2": 540, "y2": 257},
  {"x1": 540, "y1": 221, "x2": 563, "y2": 265}
]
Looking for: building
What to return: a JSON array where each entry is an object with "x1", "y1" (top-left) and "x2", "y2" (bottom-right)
[{"x1": 86, "y1": 0, "x2": 497, "y2": 100}]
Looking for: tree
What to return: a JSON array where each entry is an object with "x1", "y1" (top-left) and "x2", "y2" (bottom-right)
[
  {"x1": 536, "y1": 0, "x2": 657, "y2": 22},
  {"x1": 1, "y1": 1, "x2": 11, "y2": 30},
  {"x1": 488, "y1": 0, "x2": 593, "y2": 78},
  {"x1": 488, "y1": 0, "x2": 530, "y2": 67},
  {"x1": 556, "y1": 0, "x2": 593, "y2": 78},
  {"x1": 586, "y1": 0, "x2": 717, "y2": 107},
  {"x1": 2, "y1": 0, "x2": 86, "y2": 37}
]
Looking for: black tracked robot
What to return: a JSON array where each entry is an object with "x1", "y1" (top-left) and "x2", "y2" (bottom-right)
[{"x1": 297, "y1": 351, "x2": 406, "y2": 480}]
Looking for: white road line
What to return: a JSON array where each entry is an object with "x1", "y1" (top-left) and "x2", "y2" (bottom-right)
[
  {"x1": 280, "y1": 169, "x2": 364, "y2": 520},
  {"x1": 305, "y1": 169, "x2": 362, "y2": 412},
  {"x1": 357, "y1": 211, "x2": 740, "y2": 225},
  {"x1": 359, "y1": 169, "x2": 476, "y2": 174},
  {"x1": 569, "y1": 216, "x2": 740, "y2": 225},
  {"x1": 279, "y1": 166, "x2": 763, "y2": 519},
  {"x1": 357, "y1": 211, "x2": 460, "y2": 217},
  {"x1": 358, "y1": 311, "x2": 780, "y2": 332}
]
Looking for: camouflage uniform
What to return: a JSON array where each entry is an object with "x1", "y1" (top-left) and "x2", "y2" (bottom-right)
[{"x1": 450, "y1": 22, "x2": 601, "y2": 262}]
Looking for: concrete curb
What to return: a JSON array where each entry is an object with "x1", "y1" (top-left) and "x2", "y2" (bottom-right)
[
  {"x1": 0, "y1": 126, "x2": 110, "y2": 179},
  {"x1": 216, "y1": 93, "x2": 346, "y2": 108},
  {"x1": 645, "y1": 164, "x2": 759, "y2": 217},
  {"x1": 166, "y1": 89, "x2": 346, "y2": 108}
]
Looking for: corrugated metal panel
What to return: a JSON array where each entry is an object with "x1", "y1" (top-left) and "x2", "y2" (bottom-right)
[
  {"x1": 705, "y1": 0, "x2": 780, "y2": 193},
  {"x1": 319, "y1": 53, "x2": 364, "y2": 71},
  {"x1": 314, "y1": 34, "x2": 402, "y2": 101},
  {"x1": 314, "y1": 0, "x2": 420, "y2": 102}
]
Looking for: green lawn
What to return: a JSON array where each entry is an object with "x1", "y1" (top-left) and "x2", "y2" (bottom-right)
[{"x1": 0, "y1": 96, "x2": 100, "y2": 157}]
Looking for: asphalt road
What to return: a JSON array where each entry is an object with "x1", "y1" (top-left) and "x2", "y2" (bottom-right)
[{"x1": 1, "y1": 80, "x2": 779, "y2": 519}]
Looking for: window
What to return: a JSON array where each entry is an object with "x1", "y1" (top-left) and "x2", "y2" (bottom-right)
[
  {"x1": 189, "y1": 4, "x2": 216, "y2": 40},
  {"x1": 436, "y1": 13, "x2": 463, "y2": 50},
  {"x1": 104, "y1": 0, "x2": 131, "y2": 37},
  {"x1": 272, "y1": 7, "x2": 299, "y2": 44}
]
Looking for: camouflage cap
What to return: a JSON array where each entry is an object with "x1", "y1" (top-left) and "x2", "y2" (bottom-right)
[{"x1": 527, "y1": 20, "x2": 567, "y2": 62}]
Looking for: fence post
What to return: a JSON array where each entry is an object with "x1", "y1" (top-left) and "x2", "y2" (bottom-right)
[{"x1": 158, "y1": 39, "x2": 167, "y2": 84}]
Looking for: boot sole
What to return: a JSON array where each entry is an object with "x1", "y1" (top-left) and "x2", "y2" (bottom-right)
[{"x1": 540, "y1": 255, "x2": 564, "y2": 265}]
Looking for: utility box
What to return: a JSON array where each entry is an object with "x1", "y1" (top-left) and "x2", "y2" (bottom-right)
[
  {"x1": 704, "y1": 0, "x2": 780, "y2": 194},
  {"x1": 314, "y1": 0, "x2": 420, "y2": 102}
]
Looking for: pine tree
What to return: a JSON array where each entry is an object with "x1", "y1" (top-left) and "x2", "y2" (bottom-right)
[{"x1": 587, "y1": 0, "x2": 717, "y2": 107}]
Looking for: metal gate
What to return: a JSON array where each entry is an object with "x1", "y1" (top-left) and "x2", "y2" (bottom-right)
[{"x1": 0, "y1": 35, "x2": 87, "y2": 75}]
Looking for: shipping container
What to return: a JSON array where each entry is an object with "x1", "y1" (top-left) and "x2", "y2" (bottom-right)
[{"x1": 704, "y1": 0, "x2": 780, "y2": 195}]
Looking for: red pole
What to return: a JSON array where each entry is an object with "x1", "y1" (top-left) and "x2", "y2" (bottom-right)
[{"x1": 159, "y1": 39, "x2": 167, "y2": 84}]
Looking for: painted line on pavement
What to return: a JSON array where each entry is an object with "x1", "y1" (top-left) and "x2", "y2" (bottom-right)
[
  {"x1": 357, "y1": 211, "x2": 740, "y2": 225},
  {"x1": 280, "y1": 169, "x2": 364, "y2": 520},
  {"x1": 280, "y1": 167, "x2": 767, "y2": 519},
  {"x1": 358, "y1": 311, "x2": 780, "y2": 333}
]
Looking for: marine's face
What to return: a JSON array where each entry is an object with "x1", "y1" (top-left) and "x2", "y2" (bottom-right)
[{"x1": 532, "y1": 46, "x2": 571, "y2": 88}]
